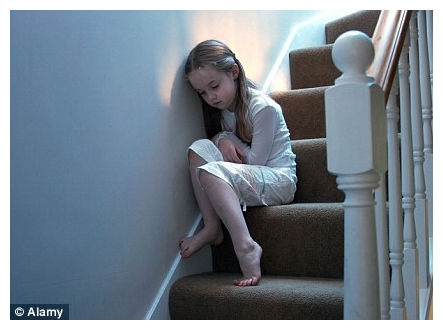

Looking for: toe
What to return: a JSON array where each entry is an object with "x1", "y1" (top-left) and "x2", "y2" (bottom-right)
[{"x1": 234, "y1": 277, "x2": 255, "y2": 286}]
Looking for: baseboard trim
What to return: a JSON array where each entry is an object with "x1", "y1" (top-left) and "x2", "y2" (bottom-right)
[{"x1": 144, "y1": 213, "x2": 203, "y2": 320}]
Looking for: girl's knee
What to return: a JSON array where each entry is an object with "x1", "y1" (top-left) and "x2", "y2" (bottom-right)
[
  {"x1": 188, "y1": 150, "x2": 207, "y2": 170},
  {"x1": 188, "y1": 139, "x2": 214, "y2": 165},
  {"x1": 189, "y1": 139, "x2": 212, "y2": 148},
  {"x1": 188, "y1": 148, "x2": 199, "y2": 162},
  {"x1": 198, "y1": 169, "x2": 217, "y2": 190},
  {"x1": 198, "y1": 169, "x2": 210, "y2": 184}
]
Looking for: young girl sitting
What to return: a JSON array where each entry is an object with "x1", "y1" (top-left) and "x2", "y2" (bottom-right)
[{"x1": 179, "y1": 39, "x2": 297, "y2": 286}]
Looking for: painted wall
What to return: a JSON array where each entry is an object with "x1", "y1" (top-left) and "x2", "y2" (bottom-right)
[{"x1": 10, "y1": 10, "x2": 354, "y2": 319}]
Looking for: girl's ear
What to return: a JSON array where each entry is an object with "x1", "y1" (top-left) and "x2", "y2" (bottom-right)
[{"x1": 231, "y1": 64, "x2": 240, "y2": 79}]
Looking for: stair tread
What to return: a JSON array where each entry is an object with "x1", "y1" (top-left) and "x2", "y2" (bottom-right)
[
  {"x1": 246, "y1": 200, "x2": 343, "y2": 217},
  {"x1": 170, "y1": 272, "x2": 343, "y2": 319}
]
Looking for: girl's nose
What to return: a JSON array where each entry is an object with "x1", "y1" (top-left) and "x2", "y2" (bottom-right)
[{"x1": 208, "y1": 91, "x2": 217, "y2": 101}]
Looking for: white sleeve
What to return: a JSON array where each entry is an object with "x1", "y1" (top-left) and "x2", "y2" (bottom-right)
[
  {"x1": 246, "y1": 107, "x2": 276, "y2": 165},
  {"x1": 215, "y1": 131, "x2": 249, "y2": 151},
  {"x1": 218, "y1": 107, "x2": 276, "y2": 166}
]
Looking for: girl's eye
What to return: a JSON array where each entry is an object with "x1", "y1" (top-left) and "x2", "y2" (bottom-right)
[{"x1": 211, "y1": 85, "x2": 219, "y2": 89}]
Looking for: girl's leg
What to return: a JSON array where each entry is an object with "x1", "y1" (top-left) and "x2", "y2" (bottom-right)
[
  {"x1": 179, "y1": 150, "x2": 224, "y2": 258},
  {"x1": 198, "y1": 169, "x2": 262, "y2": 286}
]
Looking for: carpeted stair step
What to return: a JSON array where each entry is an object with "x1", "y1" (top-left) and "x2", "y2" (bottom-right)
[
  {"x1": 212, "y1": 202, "x2": 344, "y2": 278},
  {"x1": 271, "y1": 87, "x2": 328, "y2": 140},
  {"x1": 169, "y1": 273, "x2": 343, "y2": 319},
  {"x1": 289, "y1": 45, "x2": 340, "y2": 90},
  {"x1": 325, "y1": 10, "x2": 381, "y2": 44},
  {"x1": 291, "y1": 138, "x2": 344, "y2": 203},
  {"x1": 270, "y1": 89, "x2": 344, "y2": 202},
  {"x1": 289, "y1": 11, "x2": 380, "y2": 90}
]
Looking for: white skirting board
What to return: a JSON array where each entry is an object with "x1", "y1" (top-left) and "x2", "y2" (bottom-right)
[{"x1": 144, "y1": 214, "x2": 212, "y2": 320}]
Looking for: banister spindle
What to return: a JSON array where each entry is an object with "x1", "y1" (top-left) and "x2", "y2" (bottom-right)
[
  {"x1": 426, "y1": 11, "x2": 433, "y2": 93},
  {"x1": 386, "y1": 78, "x2": 406, "y2": 320},
  {"x1": 409, "y1": 11, "x2": 430, "y2": 291},
  {"x1": 398, "y1": 30, "x2": 419, "y2": 320},
  {"x1": 418, "y1": 10, "x2": 433, "y2": 155},
  {"x1": 326, "y1": 31, "x2": 384, "y2": 319},
  {"x1": 418, "y1": 10, "x2": 433, "y2": 240}
]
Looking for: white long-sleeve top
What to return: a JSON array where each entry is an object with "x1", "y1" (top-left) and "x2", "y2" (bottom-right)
[{"x1": 216, "y1": 88, "x2": 296, "y2": 169}]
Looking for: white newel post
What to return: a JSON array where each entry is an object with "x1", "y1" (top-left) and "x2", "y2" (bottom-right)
[
  {"x1": 374, "y1": 174, "x2": 390, "y2": 319},
  {"x1": 409, "y1": 11, "x2": 430, "y2": 291},
  {"x1": 325, "y1": 31, "x2": 385, "y2": 319}
]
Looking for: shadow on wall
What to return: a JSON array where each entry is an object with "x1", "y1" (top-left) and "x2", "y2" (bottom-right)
[
  {"x1": 157, "y1": 58, "x2": 207, "y2": 240},
  {"x1": 169, "y1": 59, "x2": 205, "y2": 144}
]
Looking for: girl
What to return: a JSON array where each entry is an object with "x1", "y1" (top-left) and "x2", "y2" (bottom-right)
[{"x1": 179, "y1": 40, "x2": 297, "y2": 286}]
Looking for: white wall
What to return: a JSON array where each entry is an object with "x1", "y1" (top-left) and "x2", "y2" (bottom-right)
[{"x1": 10, "y1": 10, "x2": 354, "y2": 320}]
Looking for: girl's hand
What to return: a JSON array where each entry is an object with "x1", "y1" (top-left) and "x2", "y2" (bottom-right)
[
  {"x1": 211, "y1": 132, "x2": 221, "y2": 144},
  {"x1": 218, "y1": 138, "x2": 246, "y2": 164}
]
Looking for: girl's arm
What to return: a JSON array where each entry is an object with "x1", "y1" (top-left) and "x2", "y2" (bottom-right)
[
  {"x1": 211, "y1": 132, "x2": 221, "y2": 143},
  {"x1": 218, "y1": 107, "x2": 277, "y2": 166},
  {"x1": 213, "y1": 131, "x2": 246, "y2": 163},
  {"x1": 247, "y1": 107, "x2": 276, "y2": 165},
  {"x1": 218, "y1": 138, "x2": 246, "y2": 163}
]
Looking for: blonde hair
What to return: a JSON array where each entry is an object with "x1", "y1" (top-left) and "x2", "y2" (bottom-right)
[{"x1": 185, "y1": 39, "x2": 253, "y2": 144}]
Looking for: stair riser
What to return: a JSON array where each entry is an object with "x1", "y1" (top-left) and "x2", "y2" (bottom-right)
[
  {"x1": 271, "y1": 87, "x2": 328, "y2": 140},
  {"x1": 325, "y1": 10, "x2": 381, "y2": 44},
  {"x1": 212, "y1": 204, "x2": 344, "y2": 278},
  {"x1": 292, "y1": 139, "x2": 344, "y2": 203},
  {"x1": 289, "y1": 45, "x2": 340, "y2": 89}
]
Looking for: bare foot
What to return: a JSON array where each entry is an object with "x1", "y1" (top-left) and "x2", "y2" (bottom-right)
[
  {"x1": 234, "y1": 241, "x2": 262, "y2": 286},
  {"x1": 179, "y1": 226, "x2": 223, "y2": 258}
]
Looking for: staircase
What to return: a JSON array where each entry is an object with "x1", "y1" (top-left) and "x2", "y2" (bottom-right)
[{"x1": 169, "y1": 11, "x2": 381, "y2": 320}]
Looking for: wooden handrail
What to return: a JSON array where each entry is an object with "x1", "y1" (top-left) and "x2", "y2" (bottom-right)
[{"x1": 367, "y1": 10, "x2": 412, "y2": 102}]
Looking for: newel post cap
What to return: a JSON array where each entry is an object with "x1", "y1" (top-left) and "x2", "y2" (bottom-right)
[
  {"x1": 325, "y1": 31, "x2": 386, "y2": 175},
  {"x1": 332, "y1": 31, "x2": 375, "y2": 84}
]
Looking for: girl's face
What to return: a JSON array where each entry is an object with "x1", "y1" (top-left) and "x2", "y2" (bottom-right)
[{"x1": 188, "y1": 65, "x2": 239, "y2": 111}]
